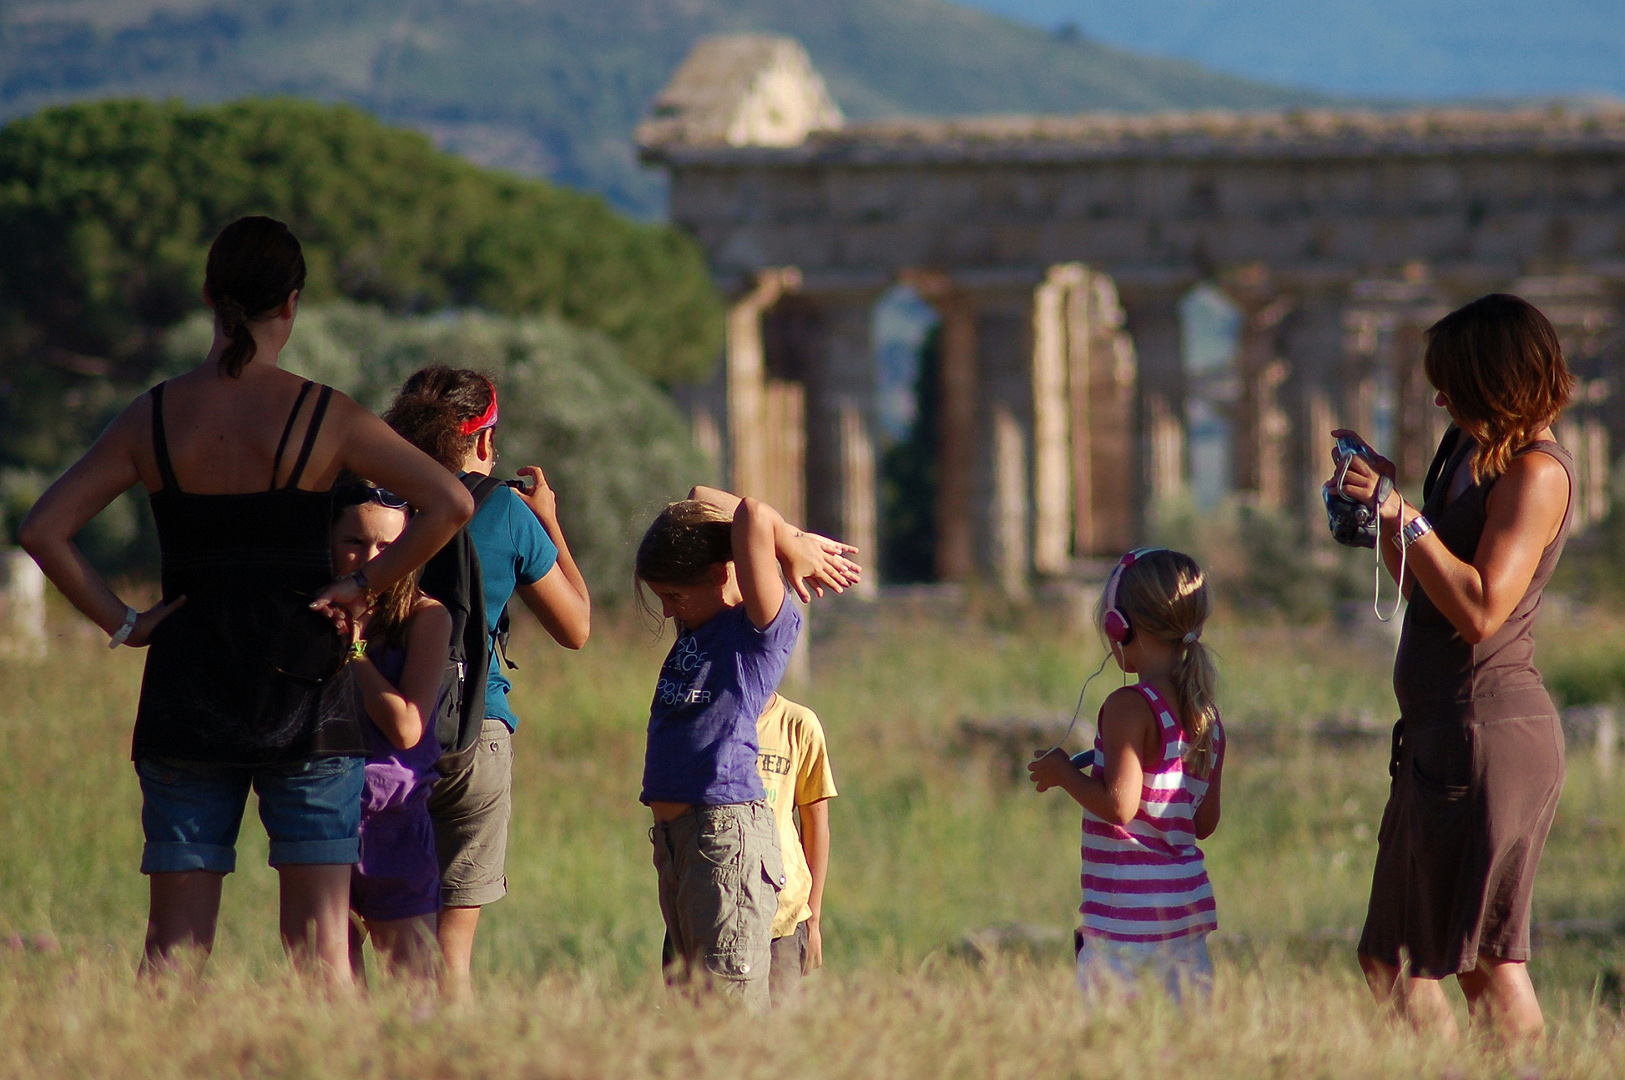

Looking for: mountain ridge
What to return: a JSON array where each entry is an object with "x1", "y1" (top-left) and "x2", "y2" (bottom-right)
[{"x1": 0, "y1": 0, "x2": 1335, "y2": 214}]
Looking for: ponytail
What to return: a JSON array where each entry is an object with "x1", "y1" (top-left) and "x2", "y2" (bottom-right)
[
  {"x1": 203, "y1": 216, "x2": 306, "y2": 378},
  {"x1": 1170, "y1": 638, "x2": 1220, "y2": 778},
  {"x1": 1111, "y1": 549, "x2": 1220, "y2": 777}
]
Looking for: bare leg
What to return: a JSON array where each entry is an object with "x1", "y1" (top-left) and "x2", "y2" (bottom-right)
[
  {"x1": 278, "y1": 864, "x2": 354, "y2": 990},
  {"x1": 1458, "y1": 954, "x2": 1544, "y2": 1044},
  {"x1": 348, "y1": 912, "x2": 369, "y2": 988},
  {"x1": 142, "y1": 871, "x2": 224, "y2": 978},
  {"x1": 1359, "y1": 953, "x2": 1459, "y2": 1040},
  {"x1": 366, "y1": 915, "x2": 440, "y2": 983},
  {"x1": 437, "y1": 905, "x2": 481, "y2": 1001}
]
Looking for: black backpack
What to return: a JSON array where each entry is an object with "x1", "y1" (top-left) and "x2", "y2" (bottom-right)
[{"x1": 419, "y1": 473, "x2": 513, "y2": 775}]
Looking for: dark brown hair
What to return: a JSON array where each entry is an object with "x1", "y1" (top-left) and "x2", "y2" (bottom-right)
[
  {"x1": 1424, "y1": 294, "x2": 1573, "y2": 482},
  {"x1": 633, "y1": 499, "x2": 733, "y2": 620},
  {"x1": 204, "y1": 216, "x2": 307, "y2": 378},
  {"x1": 383, "y1": 367, "x2": 496, "y2": 470}
]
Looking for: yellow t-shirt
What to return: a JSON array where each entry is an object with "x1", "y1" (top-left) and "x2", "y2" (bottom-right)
[{"x1": 756, "y1": 694, "x2": 838, "y2": 940}]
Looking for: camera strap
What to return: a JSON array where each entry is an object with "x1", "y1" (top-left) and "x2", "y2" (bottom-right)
[{"x1": 1371, "y1": 472, "x2": 1402, "y2": 624}]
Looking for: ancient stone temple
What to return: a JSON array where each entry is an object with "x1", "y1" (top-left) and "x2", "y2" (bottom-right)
[{"x1": 641, "y1": 34, "x2": 1625, "y2": 592}]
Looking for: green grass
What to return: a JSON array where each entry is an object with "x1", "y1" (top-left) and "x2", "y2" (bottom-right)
[{"x1": 1, "y1": 594, "x2": 1624, "y2": 1074}]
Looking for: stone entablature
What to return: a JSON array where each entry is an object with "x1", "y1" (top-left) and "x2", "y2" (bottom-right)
[{"x1": 645, "y1": 105, "x2": 1625, "y2": 165}]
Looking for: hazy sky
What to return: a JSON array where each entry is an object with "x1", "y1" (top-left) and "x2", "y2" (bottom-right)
[{"x1": 958, "y1": 0, "x2": 1625, "y2": 101}]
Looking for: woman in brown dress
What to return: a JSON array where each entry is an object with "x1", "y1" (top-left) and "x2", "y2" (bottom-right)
[{"x1": 1329, "y1": 294, "x2": 1574, "y2": 1043}]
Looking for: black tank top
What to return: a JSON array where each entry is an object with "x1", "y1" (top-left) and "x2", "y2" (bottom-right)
[{"x1": 132, "y1": 381, "x2": 365, "y2": 763}]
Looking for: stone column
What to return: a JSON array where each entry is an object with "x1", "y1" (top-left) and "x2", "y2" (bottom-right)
[
  {"x1": 975, "y1": 289, "x2": 1036, "y2": 595},
  {"x1": 0, "y1": 549, "x2": 45, "y2": 661},
  {"x1": 1117, "y1": 283, "x2": 1187, "y2": 530},
  {"x1": 906, "y1": 272, "x2": 979, "y2": 582},
  {"x1": 1222, "y1": 264, "x2": 1294, "y2": 510},
  {"x1": 800, "y1": 289, "x2": 882, "y2": 597},
  {"x1": 1077, "y1": 273, "x2": 1138, "y2": 556},
  {"x1": 726, "y1": 268, "x2": 800, "y2": 498},
  {"x1": 1031, "y1": 265, "x2": 1078, "y2": 575}
]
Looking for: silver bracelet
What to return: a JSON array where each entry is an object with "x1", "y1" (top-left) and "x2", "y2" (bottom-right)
[
  {"x1": 1398, "y1": 513, "x2": 1434, "y2": 549},
  {"x1": 108, "y1": 605, "x2": 138, "y2": 649}
]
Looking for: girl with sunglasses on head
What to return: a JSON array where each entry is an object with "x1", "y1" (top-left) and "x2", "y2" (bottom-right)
[
  {"x1": 330, "y1": 483, "x2": 451, "y2": 987},
  {"x1": 1029, "y1": 548, "x2": 1225, "y2": 1001}
]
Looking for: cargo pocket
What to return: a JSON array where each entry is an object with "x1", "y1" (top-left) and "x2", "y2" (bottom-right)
[
  {"x1": 695, "y1": 813, "x2": 746, "y2": 876},
  {"x1": 702, "y1": 945, "x2": 757, "y2": 985}
]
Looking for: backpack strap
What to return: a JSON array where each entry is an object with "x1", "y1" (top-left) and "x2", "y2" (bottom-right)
[
  {"x1": 282, "y1": 384, "x2": 334, "y2": 491},
  {"x1": 463, "y1": 474, "x2": 520, "y2": 672},
  {"x1": 149, "y1": 383, "x2": 180, "y2": 493}
]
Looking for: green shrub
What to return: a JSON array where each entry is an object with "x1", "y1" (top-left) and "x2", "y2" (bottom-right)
[{"x1": 162, "y1": 303, "x2": 710, "y2": 599}]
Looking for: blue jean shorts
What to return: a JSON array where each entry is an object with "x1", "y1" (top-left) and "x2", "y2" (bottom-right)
[{"x1": 135, "y1": 755, "x2": 365, "y2": 874}]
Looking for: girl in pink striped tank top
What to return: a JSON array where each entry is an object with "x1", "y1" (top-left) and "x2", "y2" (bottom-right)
[{"x1": 1029, "y1": 548, "x2": 1226, "y2": 1000}]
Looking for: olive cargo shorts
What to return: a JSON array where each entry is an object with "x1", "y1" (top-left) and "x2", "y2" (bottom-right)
[{"x1": 651, "y1": 801, "x2": 785, "y2": 1011}]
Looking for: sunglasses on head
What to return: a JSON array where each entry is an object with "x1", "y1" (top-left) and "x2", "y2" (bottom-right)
[{"x1": 368, "y1": 488, "x2": 409, "y2": 510}]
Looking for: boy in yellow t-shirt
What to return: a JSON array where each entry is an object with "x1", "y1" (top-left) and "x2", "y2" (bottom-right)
[{"x1": 755, "y1": 693, "x2": 837, "y2": 1007}]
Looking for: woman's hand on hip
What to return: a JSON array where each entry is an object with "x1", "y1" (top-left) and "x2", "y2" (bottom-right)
[{"x1": 125, "y1": 596, "x2": 187, "y2": 648}]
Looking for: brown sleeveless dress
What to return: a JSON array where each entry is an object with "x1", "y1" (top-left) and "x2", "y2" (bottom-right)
[{"x1": 1358, "y1": 431, "x2": 1574, "y2": 978}]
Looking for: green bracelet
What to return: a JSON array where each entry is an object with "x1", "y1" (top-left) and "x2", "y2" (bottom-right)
[{"x1": 349, "y1": 639, "x2": 368, "y2": 661}]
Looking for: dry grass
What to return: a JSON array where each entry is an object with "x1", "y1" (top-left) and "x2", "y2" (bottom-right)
[{"x1": 1, "y1": 593, "x2": 1623, "y2": 1075}]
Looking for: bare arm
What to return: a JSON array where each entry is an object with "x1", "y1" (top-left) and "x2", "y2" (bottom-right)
[
  {"x1": 18, "y1": 399, "x2": 184, "y2": 643},
  {"x1": 1193, "y1": 745, "x2": 1224, "y2": 841},
  {"x1": 349, "y1": 601, "x2": 452, "y2": 751},
  {"x1": 511, "y1": 466, "x2": 590, "y2": 649},
  {"x1": 1334, "y1": 432, "x2": 1568, "y2": 643},
  {"x1": 686, "y1": 486, "x2": 861, "y2": 629},
  {"x1": 1028, "y1": 688, "x2": 1157, "y2": 825},
  {"x1": 798, "y1": 797, "x2": 831, "y2": 972}
]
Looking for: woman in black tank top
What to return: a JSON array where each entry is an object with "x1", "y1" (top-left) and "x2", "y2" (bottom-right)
[
  {"x1": 19, "y1": 217, "x2": 473, "y2": 987},
  {"x1": 1326, "y1": 295, "x2": 1574, "y2": 1044}
]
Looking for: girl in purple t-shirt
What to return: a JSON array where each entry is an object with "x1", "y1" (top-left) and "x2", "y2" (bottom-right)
[
  {"x1": 634, "y1": 486, "x2": 860, "y2": 1009},
  {"x1": 330, "y1": 484, "x2": 451, "y2": 986}
]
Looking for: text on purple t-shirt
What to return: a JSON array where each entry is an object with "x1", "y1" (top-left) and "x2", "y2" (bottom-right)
[{"x1": 639, "y1": 601, "x2": 802, "y2": 806}]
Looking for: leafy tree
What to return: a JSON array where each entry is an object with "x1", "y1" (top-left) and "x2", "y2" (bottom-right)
[{"x1": 0, "y1": 97, "x2": 723, "y2": 481}]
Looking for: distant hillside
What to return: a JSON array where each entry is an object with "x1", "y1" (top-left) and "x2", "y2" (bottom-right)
[
  {"x1": 965, "y1": 0, "x2": 1625, "y2": 101},
  {"x1": 0, "y1": 0, "x2": 1333, "y2": 215}
]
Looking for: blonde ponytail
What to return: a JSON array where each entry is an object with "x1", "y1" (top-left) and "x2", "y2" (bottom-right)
[
  {"x1": 1170, "y1": 638, "x2": 1219, "y2": 778},
  {"x1": 1111, "y1": 549, "x2": 1219, "y2": 777}
]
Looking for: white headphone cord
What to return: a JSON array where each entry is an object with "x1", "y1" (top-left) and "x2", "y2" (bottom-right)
[{"x1": 1049, "y1": 651, "x2": 1113, "y2": 754}]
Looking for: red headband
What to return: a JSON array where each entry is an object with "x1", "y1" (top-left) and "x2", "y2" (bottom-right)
[{"x1": 458, "y1": 381, "x2": 499, "y2": 437}]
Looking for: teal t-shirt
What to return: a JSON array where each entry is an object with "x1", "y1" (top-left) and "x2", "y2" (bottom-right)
[{"x1": 464, "y1": 479, "x2": 558, "y2": 730}]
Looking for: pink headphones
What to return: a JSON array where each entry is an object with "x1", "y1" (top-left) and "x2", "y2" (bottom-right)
[{"x1": 1101, "y1": 548, "x2": 1167, "y2": 644}]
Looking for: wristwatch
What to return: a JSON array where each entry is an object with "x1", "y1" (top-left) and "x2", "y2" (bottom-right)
[{"x1": 1398, "y1": 513, "x2": 1434, "y2": 548}]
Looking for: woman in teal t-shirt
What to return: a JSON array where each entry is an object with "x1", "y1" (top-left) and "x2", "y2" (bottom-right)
[{"x1": 384, "y1": 367, "x2": 591, "y2": 998}]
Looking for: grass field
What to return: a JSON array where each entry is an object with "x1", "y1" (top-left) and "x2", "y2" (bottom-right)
[{"x1": 2, "y1": 589, "x2": 1624, "y2": 1077}]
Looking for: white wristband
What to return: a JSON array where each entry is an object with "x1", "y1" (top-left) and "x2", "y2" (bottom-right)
[{"x1": 108, "y1": 605, "x2": 138, "y2": 649}]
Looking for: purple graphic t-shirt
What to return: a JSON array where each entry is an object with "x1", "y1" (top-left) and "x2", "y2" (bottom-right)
[{"x1": 640, "y1": 601, "x2": 802, "y2": 806}]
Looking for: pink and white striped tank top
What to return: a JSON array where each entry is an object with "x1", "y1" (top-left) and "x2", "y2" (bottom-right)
[{"x1": 1079, "y1": 683, "x2": 1223, "y2": 944}]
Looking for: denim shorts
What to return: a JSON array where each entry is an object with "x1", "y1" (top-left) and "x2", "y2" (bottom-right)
[{"x1": 135, "y1": 755, "x2": 365, "y2": 874}]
